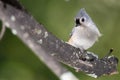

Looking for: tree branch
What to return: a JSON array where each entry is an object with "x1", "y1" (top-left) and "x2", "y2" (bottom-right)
[{"x1": 0, "y1": 0, "x2": 118, "y2": 79}]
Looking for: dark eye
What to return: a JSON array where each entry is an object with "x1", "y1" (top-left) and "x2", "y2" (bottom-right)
[
  {"x1": 80, "y1": 17, "x2": 86, "y2": 23},
  {"x1": 81, "y1": 18, "x2": 85, "y2": 22}
]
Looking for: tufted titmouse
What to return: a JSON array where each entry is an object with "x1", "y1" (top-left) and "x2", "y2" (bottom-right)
[{"x1": 68, "y1": 8, "x2": 101, "y2": 50}]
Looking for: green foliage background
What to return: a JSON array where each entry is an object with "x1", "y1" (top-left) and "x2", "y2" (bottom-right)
[{"x1": 0, "y1": 0, "x2": 120, "y2": 80}]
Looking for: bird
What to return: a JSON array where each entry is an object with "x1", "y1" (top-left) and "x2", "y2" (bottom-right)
[{"x1": 67, "y1": 8, "x2": 101, "y2": 50}]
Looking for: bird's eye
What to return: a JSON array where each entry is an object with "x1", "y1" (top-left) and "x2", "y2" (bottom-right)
[{"x1": 80, "y1": 17, "x2": 86, "y2": 23}]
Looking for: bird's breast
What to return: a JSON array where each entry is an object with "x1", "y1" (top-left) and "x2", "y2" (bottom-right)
[{"x1": 69, "y1": 27, "x2": 99, "y2": 49}]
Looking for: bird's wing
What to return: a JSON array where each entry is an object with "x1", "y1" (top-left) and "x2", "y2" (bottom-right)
[{"x1": 69, "y1": 27, "x2": 75, "y2": 38}]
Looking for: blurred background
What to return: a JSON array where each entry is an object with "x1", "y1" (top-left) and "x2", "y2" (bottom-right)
[{"x1": 0, "y1": 0, "x2": 120, "y2": 80}]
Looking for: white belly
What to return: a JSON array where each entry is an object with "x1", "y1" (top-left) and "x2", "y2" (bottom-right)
[
  {"x1": 72, "y1": 37, "x2": 96, "y2": 49},
  {"x1": 68, "y1": 27, "x2": 100, "y2": 50}
]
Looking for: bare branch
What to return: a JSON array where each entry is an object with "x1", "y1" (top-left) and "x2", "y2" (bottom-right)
[
  {"x1": 0, "y1": 0, "x2": 118, "y2": 78},
  {"x1": 0, "y1": 1, "x2": 78, "y2": 80}
]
